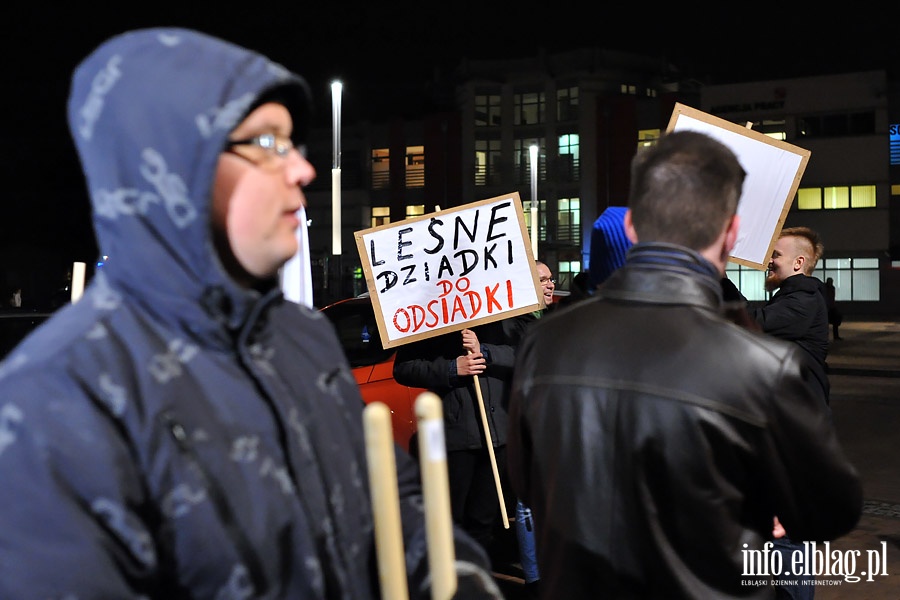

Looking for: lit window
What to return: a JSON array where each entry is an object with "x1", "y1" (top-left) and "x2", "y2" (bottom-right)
[
  {"x1": 371, "y1": 206, "x2": 390, "y2": 227},
  {"x1": 557, "y1": 197, "x2": 580, "y2": 245},
  {"x1": 797, "y1": 188, "x2": 822, "y2": 210},
  {"x1": 814, "y1": 258, "x2": 880, "y2": 301},
  {"x1": 514, "y1": 91, "x2": 545, "y2": 125},
  {"x1": 797, "y1": 185, "x2": 876, "y2": 210},
  {"x1": 475, "y1": 94, "x2": 502, "y2": 127},
  {"x1": 850, "y1": 185, "x2": 876, "y2": 208},
  {"x1": 406, "y1": 205, "x2": 425, "y2": 218},
  {"x1": 823, "y1": 187, "x2": 850, "y2": 209},
  {"x1": 556, "y1": 261, "x2": 583, "y2": 290},
  {"x1": 558, "y1": 134, "x2": 579, "y2": 181},
  {"x1": 725, "y1": 264, "x2": 768, "y2": 302},
  {"x1": 371, "y1": 148, "x2": 389, "y2": 190},
  {"x1": 406, "y1": 145, "x2": 424, "y2": 188},
  {"x1": 637, "y1": 129, "x2": 660, "y2": 150},
  {"x1": 523, "y1": 199, "x2": 547, "y2": 242},
  {"x1": 475, "y1": 137, "x2": 501, "y2": 186}
]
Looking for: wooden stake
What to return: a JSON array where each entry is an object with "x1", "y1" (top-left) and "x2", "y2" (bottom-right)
[
  {"x1": 364, "y1": 402, "x2": 409, "y2": 600},
  {"x1": 416, "y1": 392, "x2": 457, "y2": 600},
  {"x1": 472, "y1": 373, "x2": 509, "y2": 528}
]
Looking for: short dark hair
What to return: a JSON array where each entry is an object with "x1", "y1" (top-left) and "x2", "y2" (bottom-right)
[{"x1": 628, "y1": 130, "x2": 745, "y2": 250}]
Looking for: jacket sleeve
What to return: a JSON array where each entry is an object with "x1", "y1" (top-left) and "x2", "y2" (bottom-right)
[
  {"x1": 760, "y1": 347, "x2": 863, "y2": 541},
  {"x1": 393, "y1": 337, "x2": 456, "y2": 390},
  {"x1": 750, "y1": 290, "x2": 818, "y2": 340}
]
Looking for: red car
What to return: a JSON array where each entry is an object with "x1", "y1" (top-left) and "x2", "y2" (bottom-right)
[
  {"x1": 321, "y1": 291, "x2": 572, "y2": 453},
  {"x1": 320, "y1": 295, "x2": 425, "y2": 452}
]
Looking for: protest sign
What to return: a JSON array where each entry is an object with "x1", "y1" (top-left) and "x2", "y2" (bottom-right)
[
  {"x1": 354, "y1": 193, "x2": 543, "y2": 349},
  {"x1": 667, "y1": 103, "x2": 811, "y2": 270}
]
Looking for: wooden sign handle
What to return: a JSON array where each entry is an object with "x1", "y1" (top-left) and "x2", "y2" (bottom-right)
[{"x1": 472, "y1": 374, "x2": 509, "y2": 528}]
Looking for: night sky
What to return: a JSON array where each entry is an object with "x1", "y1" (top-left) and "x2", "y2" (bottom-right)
[{"x1": 3, "y1": 4, "x2": 897, "y2": 274}]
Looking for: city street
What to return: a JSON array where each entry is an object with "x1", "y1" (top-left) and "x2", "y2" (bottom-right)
[{"x1": 818, "y1": 319, "x2": 900, "y2": 599}]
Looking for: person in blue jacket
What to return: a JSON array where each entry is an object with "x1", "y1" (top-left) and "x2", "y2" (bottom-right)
[{"x1": 0, "y1": 28, "x2": 499, "y2": 599}]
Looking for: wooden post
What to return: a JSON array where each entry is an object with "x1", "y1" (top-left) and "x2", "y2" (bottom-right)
[
  {"x1": 416, "y1": 392, "x2": 457, "y2": 599},
  {"x1": 364, "y1": 402, "x2": 409, "y2": 600}
]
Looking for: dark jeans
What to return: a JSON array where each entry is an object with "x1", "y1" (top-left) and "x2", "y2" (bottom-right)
[
  {"x1": 773, "y1": 537, "x2": 815, "y2": 600},
  {"x1": 447, "y1": 446, "x2": 507, "y2": 553},
  {"x1": 515, "y1": 499, "x2": 540, "y2": 583}
]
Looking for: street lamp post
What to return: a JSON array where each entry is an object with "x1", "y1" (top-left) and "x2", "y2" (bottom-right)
[
  {"x1": 332, "y1": 80, "x2": 342, "y2": 301},
  {"x1": 529, "y1": 143, "x2": 539, "y2": 258}
]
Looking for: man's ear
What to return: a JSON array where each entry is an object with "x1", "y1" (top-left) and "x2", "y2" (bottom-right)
[
  {"x1": 795, "y1": 255, "x2": 806, "y2": 273},
  {"x1": 724, "y1": 214, "x2": 740, "y2": 256},
  {"x1": 624, "y1": 209, "x2": 638, "y2": 244}
]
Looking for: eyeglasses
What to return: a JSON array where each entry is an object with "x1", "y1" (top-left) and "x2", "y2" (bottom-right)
[
  {"x1": 225, "y1": 133, "x2": 307, "y2": 160},
  {"x1": 539, "y1": 277, "x2": 555, "y2": 284}
]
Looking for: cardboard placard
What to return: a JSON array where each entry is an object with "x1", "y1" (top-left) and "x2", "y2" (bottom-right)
[
  {"x1": 667, "y1": 103, "x2": 811, "y2": 270},
  {"x1": 355, "y1": 193, "x2": 542, "y2": 349}
]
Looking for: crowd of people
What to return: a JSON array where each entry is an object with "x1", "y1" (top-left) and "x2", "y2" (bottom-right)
[{"x1": 0, "y1": 27, "x2": 862, "y2": 600}]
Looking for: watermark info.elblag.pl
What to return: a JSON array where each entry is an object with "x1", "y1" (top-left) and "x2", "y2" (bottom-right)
[{"x1": 741, "y1": 541, "x2": 890, "y2": 587}]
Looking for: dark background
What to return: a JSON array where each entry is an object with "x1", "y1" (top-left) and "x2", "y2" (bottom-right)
[{"x1": 2, "y1": 4, "x2": 897, "y2": 303}]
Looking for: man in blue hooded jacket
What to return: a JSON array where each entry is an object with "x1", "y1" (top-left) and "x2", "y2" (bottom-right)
[{"x1": 0, "y1": 28, "x2": 499, "y2": 599}]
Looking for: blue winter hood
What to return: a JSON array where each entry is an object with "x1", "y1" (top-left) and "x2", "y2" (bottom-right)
[{"x1": 67, "y1": 28, "x2": 312, "y2": 328}]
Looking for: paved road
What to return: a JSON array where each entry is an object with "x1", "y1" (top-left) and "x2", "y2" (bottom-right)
[
  {"x1": 817, "y1": 319, "x2": 900, "y2": 599},
  {"x1": 494, "y1": 318, "x2": 900, "y2": 599}
]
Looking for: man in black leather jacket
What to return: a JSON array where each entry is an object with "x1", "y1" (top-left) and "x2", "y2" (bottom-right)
[
  {"x1": 748, "y1": 226, "x2": 831, "y2": 600},
  {"x1": 507, "y1": 130, "x2": 862, "y2": 599}
]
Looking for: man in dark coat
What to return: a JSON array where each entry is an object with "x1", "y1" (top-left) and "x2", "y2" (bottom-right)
[
  {"x1": 747, "y1": 226, "x2": 831, "y2": 600},
  {"x1": 394, "y1": 318, "x2": 521, "y2": 557},
  {"x1": 749, "y1": 226, "x2": 830, "y2": 404},
  {"x1": 508, "y1": 131, "x2": 861, "y2": 599}
]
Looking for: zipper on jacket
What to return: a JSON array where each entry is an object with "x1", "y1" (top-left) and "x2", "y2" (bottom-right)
[{"x1": 162, "y1": 412, "x2": 269, "y2": 596}]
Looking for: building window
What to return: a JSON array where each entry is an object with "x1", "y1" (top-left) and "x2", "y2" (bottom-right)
[
  {"x1": 729, "y1": 258, "x2": 881, "y2": 302},
  {"x1": 814, "y1": 258, "x2": 880, "y2": 301},
  {"x1": 797, "y1": 111, "x2": 875, "y2": 138},
  {"x1": 557, "y1": 197, "x2": 580, "y2": 245},
  {"x1": 475, "y1": 94, "x2": 502, "y2": 127},
  {"x1": 557, "y1": 134, "x2": 580, "y2": 181},
  {"x1": 638, "y1": 129, "x2": 661, "y2": 151},
  {"x1": 742, "y1": 119, "x2": 787, "y2": 141},
  {"x1": 724, "y1": 264, "x2": 768, "y2": 302},
  {"x1": 850, "y1": 185, "x2": 876, "y2": 208},
  {"x1": 515, "y1": 138, "x2": 545, "y2": 185},
  {"x1": 557, "y1": 86, "x2": 578, "y2": 121},
  {"x1": 824, "y1": 187, "x2": 850, "y2": 209},
  {"x1": 406, "y1": 145, "x2": 424, "y2": 188},
  {"x1": 514, "y1": 91, "x2": 545, "y2": 125},
  {"x1": 620, "y1": 84, "x2": 637, "y2": 95},
  {"x1": 371, "y1": 206, "x2": 390, "y2": 228},
  {"x1": 796, "y1": 185, "x2": 876, "y2": 210},
  {"x1": 372, "y1": 148, "x2": 389, "y2": 189},
  {"x1": 797, "y1": 188, "x2": 822, "y2": 210},
  {"x1": 523, "y1": 199, "x2": 547, "y2": 242},
  {"x1": 556, "y1": 260, "x2": 583, "y2": 291},
  {"x1": 406, "y1": 205, "x2": 425, "y2": 218},
  {"x1": 475, "y1": 137, "x2": 502, "y2": 186}
]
